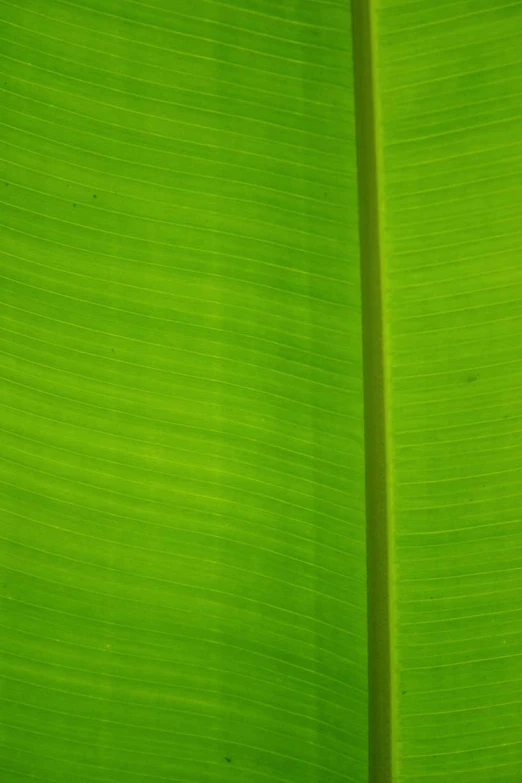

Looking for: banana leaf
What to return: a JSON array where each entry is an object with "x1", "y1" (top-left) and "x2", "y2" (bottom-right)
[{"x1": 0, "y1": 1, "x2": 521, "y2": 782}]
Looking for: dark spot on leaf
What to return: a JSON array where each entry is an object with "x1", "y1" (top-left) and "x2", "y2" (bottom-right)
[
  {"x1": 93, "y1": 194, "x2": 97, "y2": 198},
  {"x1": 73, "y1": 203, "x2": 76, "y2": 207},
  {"x1": 401, "y1": 690, "x2": 407, "y2": 695},
  {"x1": 467, "y1": 374, "x2": 478, "y2": 383},
  {"x1": 225, "y1": 757, "x2": 231, "y2": 763}
]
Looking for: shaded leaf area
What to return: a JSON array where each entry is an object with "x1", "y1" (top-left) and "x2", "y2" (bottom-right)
[{"x1": 0, "y1": 1, "x2": 366, "y2": 782}]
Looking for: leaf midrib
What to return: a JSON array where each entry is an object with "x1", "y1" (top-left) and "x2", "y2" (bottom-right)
[{"x1": 351, "y1": 1, "x2": 394, "y2": 780}]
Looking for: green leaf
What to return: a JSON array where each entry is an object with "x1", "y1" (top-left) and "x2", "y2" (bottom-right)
[
  {"x1": 356, "y1": 2, "x2": 522, "y2": 780},
  {"x1": 0, "y1": 2, "x2": 521, "y2": 782}
]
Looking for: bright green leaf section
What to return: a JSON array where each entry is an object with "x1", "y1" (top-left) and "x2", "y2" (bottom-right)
[
  {"x1": 372, "y1": 1, "x2": 522, "y2": 780},
  {"x1": 0, "y1": 2, "x2": 367, "y2": 783},
  {"x1": 2, "y1": 1, "x2": 522, "y2": 782}
]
